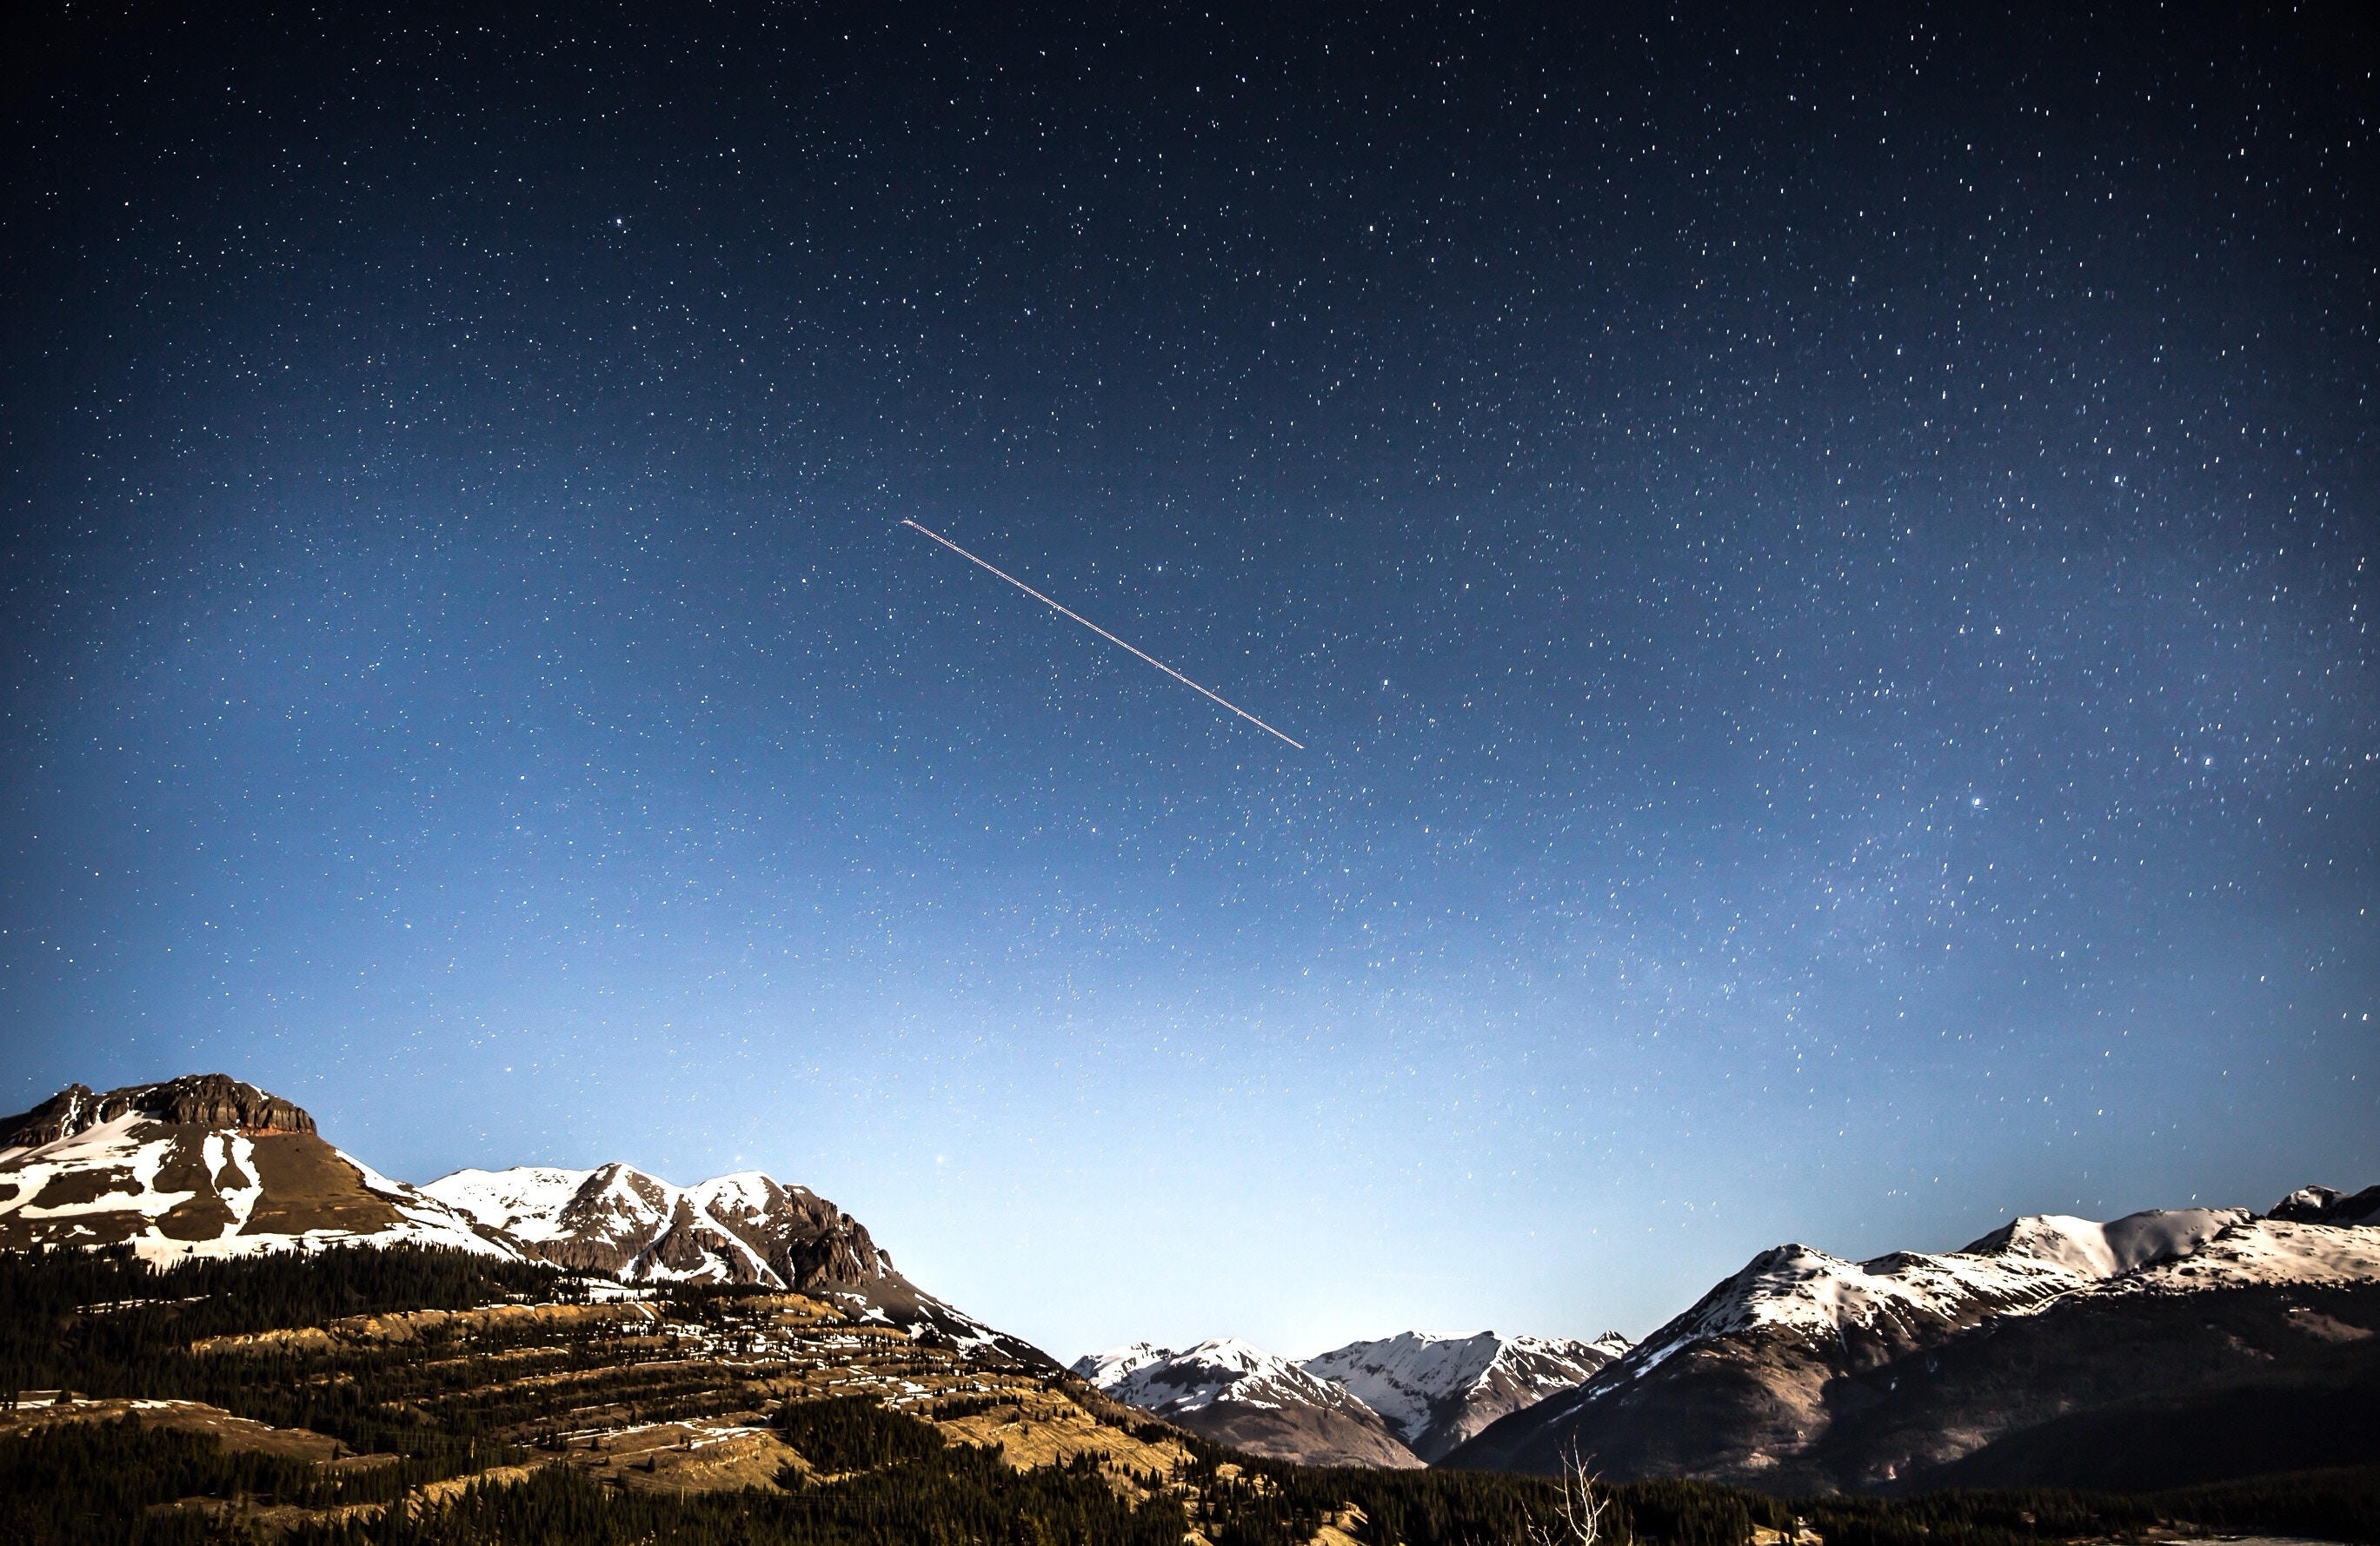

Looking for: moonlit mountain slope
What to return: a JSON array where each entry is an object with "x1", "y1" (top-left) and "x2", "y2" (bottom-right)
[
  {"x1": 1301, "y1": 1330, "x2": 1630, "y2": 1461},
  {"x1": 1447, "y1": 1190, "x2": 2380, "y2": 1491},
  {"x1": 1070, "y1": 1337, "x2": 1423, "y2": 1469}
]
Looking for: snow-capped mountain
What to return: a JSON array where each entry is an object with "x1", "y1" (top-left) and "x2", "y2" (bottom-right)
[
  {"x1": 1070, "y1": 1337, "x2": 1425, "y2": 1468},
  {"x1": 0, "y1": 1075, "x2": 506, "y2": 1262},
  {"x1": 1604, "y1": 1206, "x2": 2249, "y2": 1385},
  {"x1": 0, "y1": 1074, "x2": 1050, "y2": 1370},
  {"x1": 1302, "y1": 1330, "x2": 1632, "y2": 1461},
  {"x1": 2267, "y1": 1184, "x2": 2380, "y2": 1227},
  {"x1": 418, "y1": 1158, "x2": 1040, "y2": 1361},
  {"x1": 422, "y1": 1164, "x2": 888, "y2": 1287},
  {"x1": 1446, "y1": 1191, "x2": 2380, "y2": 1493}
]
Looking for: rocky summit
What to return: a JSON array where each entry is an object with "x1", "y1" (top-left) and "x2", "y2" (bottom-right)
[
  {"x1": 1, "y1": 1073, "x2": 316, "y2": 1148},
  {"x1": 0, "y1": 1074, "x2": 491, "y2": 1257}
]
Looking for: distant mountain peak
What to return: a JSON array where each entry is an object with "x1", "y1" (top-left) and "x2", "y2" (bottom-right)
[
  {"x1": 1301, "y1": 1328, "x2": 1631, "y2": 1461},
  {"x1": 1071, "y1": 1337, "x2": 1424, "y2": 1469},
  {"x1": 2269, "y1": 1184, "x2": 2380, "y2": 1227},
  {"x1": 1959, "y1": 1207, "x2": 2250, "y2": 1278}
]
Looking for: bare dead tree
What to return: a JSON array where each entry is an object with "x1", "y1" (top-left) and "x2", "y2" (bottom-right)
[{"x1": 1525, "y1": 1446, "x2": 1609, "y2": 1546}]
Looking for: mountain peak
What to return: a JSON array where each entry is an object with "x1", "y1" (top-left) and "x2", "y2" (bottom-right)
[
  {"x1": 1302, "y1": 1328, "x2": 1631, "y2": 1461},
  {"x1": 1444, "y1": 1188, "x2": 2380, "y2": 1490},
  {"x1": 1073, "y1": 1335, "x2": 1422, "y2": 1470},
  {"x1": 2, "y1": 1074, "x2": 315, "y2": 1151},
  {"x1": 422, "y1": 1161, "x2": 888, "y2": 1290},
  {"x1": 0, "y1": 1077, "x2": 492, "y2": 1259},
  {"x1": 2268, "y1": 1184, "x2": 2380, "y2": 1227},
  {"x1": 1959, "y1": 1207, "x2": 2249, "y2": 1278}
]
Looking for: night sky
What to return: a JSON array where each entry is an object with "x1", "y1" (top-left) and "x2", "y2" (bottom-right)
[{"x1": 3, "y1": 3, "x2": 2375, "y2": 1361}]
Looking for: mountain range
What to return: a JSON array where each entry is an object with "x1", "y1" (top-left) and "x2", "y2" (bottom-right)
[
  {"x1": 0, "y1": 1073, "x2": 1041, "y2": 1364},
  {"x1": 1070, "y1": 1330, "x2": 1632, "y2": 1467},
  {"x1": 1443, "y1": 1194, "x2": 2380, "y2": 1491},
  {"x1": 4, "y1": 1071, "x2": 2376, "y2": 1496}
]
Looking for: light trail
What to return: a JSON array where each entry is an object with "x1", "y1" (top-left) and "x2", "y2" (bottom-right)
[{"x1": 901, "y1": 519, "x2": 1303, "y2": 750}]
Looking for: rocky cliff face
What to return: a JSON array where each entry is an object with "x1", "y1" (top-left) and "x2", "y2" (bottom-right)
[
  {"x1": 1, "y1": 1074, "x2": 316, "y2": 1151},
  {"x1": 0, "y1": 1076, "x2": 494, "y2": 1257},
  {"x1": 692, "y1": 1172, "x2": 891, "y2": 1291},
  {"x1": 419, "y1": 1164, "x2": 894, "y2": 1291}
]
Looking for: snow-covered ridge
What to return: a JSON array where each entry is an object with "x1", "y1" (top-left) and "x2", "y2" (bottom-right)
[
  {"x1": 421, "y1": 1161, "x2": 866, "y2": 1288},
  {"x1": 1072, "y1": 1341, "x2": 1174, "y2": 1390},
  {"x1": 420, "y1": 1166, "x2": 595, "y2": 1244},
  {"x1": 1300, "y1": 1329, "x2": 1632, "y2": 1459},
  {"x1": 0, "y1": 1074, "x2": 1049, "y2": 1373},
  {"x1": 1073, "y1": 1336, "x2": 1384, "y2": 1419},
  {"x1": 1961, "y1": 1207, "x2": 2248, "y2": 1278},
  {"x1": 2097, "y1": 1215, "x2": 2380, "y2": 1294},
  {"x1": 1594, "y1": 1194, "x2": 2380, "y2": 1394}
]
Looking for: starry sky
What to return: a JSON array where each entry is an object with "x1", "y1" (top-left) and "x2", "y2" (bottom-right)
[{"x1": 3, "y1": 3, "x2": 2376, "y2": 1362}]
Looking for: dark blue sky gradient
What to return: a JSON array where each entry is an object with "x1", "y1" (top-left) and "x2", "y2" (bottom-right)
[{"x1": 3, "y1": 3, "x2": 2375, "y2": 1357}]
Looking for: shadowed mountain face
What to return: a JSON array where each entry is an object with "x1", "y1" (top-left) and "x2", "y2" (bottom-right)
[
  {"x1": 1443, "y1": 1198, "x2": 2380, "y2": 1493},
  {"x1": 2268, "y1": 1184, "x2": 2380, "y2": 1227}
]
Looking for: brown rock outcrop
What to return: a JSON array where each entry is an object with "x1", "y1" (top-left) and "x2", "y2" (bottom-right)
[{"x1": 0, "y1": 1075, "x2": 314, "y2": 1150}]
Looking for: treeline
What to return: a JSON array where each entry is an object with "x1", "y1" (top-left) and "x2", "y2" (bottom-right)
[
  {"x1": 2, "y1": 1242, "x2": 570, "y2": 1396},
  {"x1": 0, "y1": 1244, "x2": 589, "y2": 1487},
  {"x1": 3, "y1": 1250, "x2": 2375, "y2": 1546},
  {"x1": 1180, "y1": 1434, "x2": 2380, "y2": 1546},
  {"x1": 294, "y1": 1410, "x2": 1193, "y2": 1546},
  {"x1": 1800, "y1": 1470, "x2": 2380, "y2": 1546},
  {"x1": 0, "y1": 1416, "x2": 522, "y2": 1545},
  {"x1": 3, "y1": 1398, "x2": 2377, "y2": 1546}
]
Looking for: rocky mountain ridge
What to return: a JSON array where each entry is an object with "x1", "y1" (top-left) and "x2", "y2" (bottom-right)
[
  {"x1": 2, "y1": 1073, "x2": 316, "y2": 1148},
  {"x1": 0, "y1": 1074, "x2": 1047, "y2": 1368},
  {"x1": 1445, "y1": 1193, "x2": 2380, "y2": 1492},
  {"x1": 422, "y1": 1164, "x2": 893, "y2": 1290},
  {"x1": 1069, "y1": 1337, "x2": 1425, "y2": 1469},
  {"x1": 0, "y1": 1075, "x2": 499, "y2": 1258},
  {"x1": 1069, "y1": 1327, "x2": 1634, "y2": 1468},
  {"x1": 1303, "y1": 1329, "x2": 1632, "y2": 1461}
]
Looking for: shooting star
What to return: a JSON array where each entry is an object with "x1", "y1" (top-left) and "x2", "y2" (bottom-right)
[{"x1": 901, "y1": 519, "x2": 1303, "y2": 750}]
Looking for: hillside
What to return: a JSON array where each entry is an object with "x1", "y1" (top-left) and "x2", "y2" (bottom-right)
[
  {"x1": 7, "y1": 1244, "x2": 2376, "y2": 1545},
  {"x1": 1445, "y1": 1199, "x2": 2380, "y2": 1492}
]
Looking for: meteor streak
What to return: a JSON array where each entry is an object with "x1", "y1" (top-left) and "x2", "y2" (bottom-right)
[{"x1": 901, "y1": 519, "x2": 1303, "y2": 749}]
